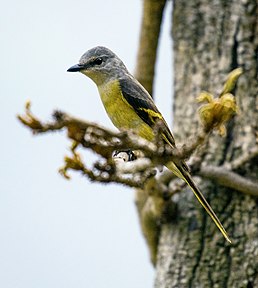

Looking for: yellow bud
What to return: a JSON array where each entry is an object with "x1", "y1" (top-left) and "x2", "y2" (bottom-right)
[
  {"x1": 196, "y1": 91, "x2": 214, "y2": 103},
  {"x1": 219, "y1": 67, "x2": 243, "y2": 96},
  {"x1": 25, "y1": 100, "x2": 31, "y2": 110}
]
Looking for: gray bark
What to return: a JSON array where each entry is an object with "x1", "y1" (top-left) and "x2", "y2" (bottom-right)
[{"x1": 155, "y1": 0, "x2": 258, "y2": 287}]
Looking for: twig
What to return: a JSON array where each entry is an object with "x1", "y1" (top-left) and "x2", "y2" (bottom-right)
[
  {"x1": 59, "y1": 150, "x2": 155, "y2": 188},
  {"x1": 175, "y1": 130, "x2": 208, "y2": 159},
  {"x1": 114, "y1": 157, "x2": 153, "y2": 174},
  {"x1": 228, "y1": 146, "x2": 258, "y2": 170},
  {"x1": 18, "y1": 107, "x2": 194, "y2": 165},
  {"x1": 17, "y1": 93, "x2": 257, "y2": 199},
  {"x1": 198, "y1": 165, "x2": 258, "y2": 196}
]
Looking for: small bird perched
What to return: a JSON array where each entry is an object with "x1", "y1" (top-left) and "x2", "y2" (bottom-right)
[{"x1": 67, "y1": 46, "x2": 231, "y2": 243}]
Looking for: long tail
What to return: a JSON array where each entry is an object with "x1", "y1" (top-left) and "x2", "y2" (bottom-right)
[{"x1": 168, "y1": 161, "x2": 231, "y2": 243}]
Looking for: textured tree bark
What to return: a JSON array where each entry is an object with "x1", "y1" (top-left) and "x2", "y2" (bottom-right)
[{"x1": 155, "y1": 0, "x2": 258, "y2": 287}]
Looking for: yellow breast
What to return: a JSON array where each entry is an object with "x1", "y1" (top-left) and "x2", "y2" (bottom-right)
[{"x1": 98, "y1": 79, "x2": 154, "y2": 141}]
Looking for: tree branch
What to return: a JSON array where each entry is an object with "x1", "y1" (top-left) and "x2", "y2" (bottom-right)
[
  {"x1": 227, "y1": 146, "x2": 258, "y2": 170},
  {"x1": 17, "y1": 87, "x2": 258, "y2": 199},
  {"x1": 198, "y1": 165, "x2": 258, "y2": 196},
  {"x1": 135, "y1": 0, "x2": 167, "y2": 95}
]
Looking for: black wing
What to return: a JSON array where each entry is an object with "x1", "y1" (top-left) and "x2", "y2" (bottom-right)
[{"x1": 119, "y1": 76, "x2": 176, "y2": 147}]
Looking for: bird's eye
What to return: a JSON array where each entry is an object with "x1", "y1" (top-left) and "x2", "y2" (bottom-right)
[{"x1": 94, "y1": 57, "x2": 103, "y2": 65}]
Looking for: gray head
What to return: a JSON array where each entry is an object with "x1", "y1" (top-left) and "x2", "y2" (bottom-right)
[{"x1": 67, "y1": 46, "x2": 129, "y2": 85}]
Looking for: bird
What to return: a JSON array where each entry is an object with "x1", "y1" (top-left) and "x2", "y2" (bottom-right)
[{"x1": 67, "y1": 46, "x2": 231, "y2": 243}]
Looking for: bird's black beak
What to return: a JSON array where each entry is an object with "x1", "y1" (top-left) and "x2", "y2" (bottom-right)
[{"x1": 67, "y1": 64, "x2": 83, "y2": 72}]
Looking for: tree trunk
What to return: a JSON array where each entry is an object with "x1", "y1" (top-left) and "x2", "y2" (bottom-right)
[{"x1": 155, "y1": 0, "x2": 258, "y2": 287}]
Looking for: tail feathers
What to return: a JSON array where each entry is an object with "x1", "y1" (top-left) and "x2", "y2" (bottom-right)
[{"x1": 171, "y1": 162, "x2": 232, "y2": 243}]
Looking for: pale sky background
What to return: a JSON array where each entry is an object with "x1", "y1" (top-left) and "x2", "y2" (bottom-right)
[{"x1": 1, "y1": 1, "x2": 173, "y2": 287}]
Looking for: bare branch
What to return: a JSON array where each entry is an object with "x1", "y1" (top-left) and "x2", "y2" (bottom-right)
[
  {"x1": 59, "y1": 149, "x2": 156, "y2": 188},
  {"x1": 114, "y1": 157, "x2": 153, "y2": 174},
  {"x1": 135, "y1": 0, "x2": 167, "y2": 95},
  {"x1": 17, "y1": 82, "x2": 257, "y2": 199},
  {"x1": 198, "y1": 165, "x2": 258, "y2": 197},
  {"x1": 18, "y1": 105, "x2": 189, "y2": 164},
  {"x1": 227, "y1": 146, "x2": 258, "y2": 170}
]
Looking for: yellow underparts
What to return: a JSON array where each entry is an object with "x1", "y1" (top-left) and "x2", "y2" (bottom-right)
[
  {"x1": 98, "y1": 79, "x2": 155, "y2": 141},
  {"x1": 97, "y1": 80, "x2": 231, "y2": 243}
]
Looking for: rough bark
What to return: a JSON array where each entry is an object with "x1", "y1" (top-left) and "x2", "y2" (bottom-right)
[{"x1": 155, "y1": 0, "x2": 258, "y2": 287}]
